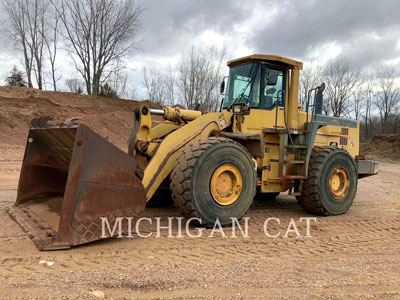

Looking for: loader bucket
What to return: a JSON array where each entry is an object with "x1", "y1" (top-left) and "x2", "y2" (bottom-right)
[{"x1": 7, "y1": 123, "x2": 146, "y2": 250}]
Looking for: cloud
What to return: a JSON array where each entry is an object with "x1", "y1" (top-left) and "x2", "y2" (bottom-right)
[
  {"x1": 137, "y1": 0, "x2": 251, "y2": 57},
  {"x1": 250, "y1": 0, "x2": 400, "y2": 66},
  {"x1": 1, "y1": 0, "x2": 400, "y2": 89},
  {"x1": 133, "y1": 0, "x2": 400, "y2": 70}
]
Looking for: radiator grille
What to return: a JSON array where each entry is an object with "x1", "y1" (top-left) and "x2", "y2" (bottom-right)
[
  {"x1": 341, "y1": 128, "x2": 349, "y2": 135},
  {"x1": 340, "y1": 137, "x2": 348, "y2": 145}
]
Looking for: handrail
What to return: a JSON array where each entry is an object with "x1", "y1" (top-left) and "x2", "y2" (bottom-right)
[
  {"x1": 305, "y1": 87, "x2": 319, "y2": 124},
  {"x1": 275, "y1": 90, "x2": 295, "y2": 153},
  {"x1": 274, "y1": 90, "x2": 285, "y2": 130}
]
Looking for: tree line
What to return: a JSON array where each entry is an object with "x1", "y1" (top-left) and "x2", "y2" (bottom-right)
[
  {"x1": 142, "y1": 45, "x2": 226, "y2": 112},
  {"x1": 2, "y1": 0, "x2": 227, "y2": 111},
  {"x1": 2, "y1": 0, "x2": 140, "y2": 96},
  {"x1": 299, "y1": 57, "x2": 400, "y2": 141},
  {"x1": 2, "y1": 0, "x2": 399, "y2": 138}
]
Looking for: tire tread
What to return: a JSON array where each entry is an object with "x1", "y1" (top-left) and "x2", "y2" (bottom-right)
[
  {"x1": 296, "y1": 146, "x2": 355, "y2": 216},
  {"x1": 170, "y1": 137, "x2": 255, "y2": 225}
]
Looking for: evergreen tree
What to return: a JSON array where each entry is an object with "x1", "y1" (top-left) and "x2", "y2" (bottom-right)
[
  {"x1": 5, "y1": 66, "x2": 27, "y2": 87},
  {"x1": 99, "y1": 83, "x2": 118, "y2": 98}
]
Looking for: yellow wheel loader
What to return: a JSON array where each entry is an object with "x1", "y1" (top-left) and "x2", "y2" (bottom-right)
[{"x1": 7, "y1": 54, "x2": 378, "y2": 250}]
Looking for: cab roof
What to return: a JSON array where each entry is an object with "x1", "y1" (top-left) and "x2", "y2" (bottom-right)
[{"x1": 227, "y1": 54, "x2": 303, "y2": 70}]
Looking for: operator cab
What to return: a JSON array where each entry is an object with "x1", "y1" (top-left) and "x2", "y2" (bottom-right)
[
  {"x1": 221, "y1": 54, "x2": 303, "y2": 117},
  {"x1": 222, "y1": 62, "x2": 286, "y2": 111}
]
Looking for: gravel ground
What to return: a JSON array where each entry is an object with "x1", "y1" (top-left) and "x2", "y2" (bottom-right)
[{"x1": 0, "y1": 158, "x2": 399, "y2": 300}]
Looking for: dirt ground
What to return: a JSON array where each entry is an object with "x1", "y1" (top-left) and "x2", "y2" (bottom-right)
[{"x1": 1, "y1": 153, "x2": 400, "y2": 299}]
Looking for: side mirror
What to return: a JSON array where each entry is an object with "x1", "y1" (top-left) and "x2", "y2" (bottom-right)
[
  {"x1": 317, "y1": 82, "x2": 326, "y2": 94},
  {"x1": 265, "y1": 71, "x2": 278, "y2": 86},
  {"x1": 220, "y1": 80, "x2": 225, "y2": 94},
  {"x1": 315, "y1": 82, "x2": 325, "y2": 115},
  {"x1": 220, "y1": 76, "x2": 228, "y2": 95}
]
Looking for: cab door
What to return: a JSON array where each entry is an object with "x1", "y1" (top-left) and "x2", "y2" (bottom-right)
[
  {"x1": 260, "y1": 66, "x2": 288, "y2": 184},
  {"x1": 240, "y1": 65, "x2": 287, "y2": 132},
  {"x1": 260, "y1": 65, "x2": 287, "y2": 130}
]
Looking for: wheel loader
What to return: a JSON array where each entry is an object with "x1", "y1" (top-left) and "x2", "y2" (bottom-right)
[{"x1": 7, "y1": 54, "x2": 378, "y2": 250}]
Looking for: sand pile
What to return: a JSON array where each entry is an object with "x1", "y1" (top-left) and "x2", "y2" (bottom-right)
[
  {"x1": 0, "y1": 86, "x2": 159, "y2": 160},
  {"x1": 361, "y1": 134, "x2": 400, "y2": 161}
]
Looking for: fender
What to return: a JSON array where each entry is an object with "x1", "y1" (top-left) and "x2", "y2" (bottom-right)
[{"x1": 129, "y1": 106, "x2": 233, "y2": 200}]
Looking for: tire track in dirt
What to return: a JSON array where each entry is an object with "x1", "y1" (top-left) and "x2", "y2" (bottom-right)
[
  {"x1": 1, "y1": 206, "x2": 399, "y2": 276},
  {"x1": 0, "y1": 162, "x2": 400, "y2": 299}
]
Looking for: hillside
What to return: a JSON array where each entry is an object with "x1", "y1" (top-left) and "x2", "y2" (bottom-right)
[
  {"x1": 0, "y1": 86, "x2": 398, "y2": 162},
  {"x1": 361, "y1": 134, "x2": 400, "y2": 161},
  {"x1": 0, "y1": 86, "x2": 158, "y2": 160}
]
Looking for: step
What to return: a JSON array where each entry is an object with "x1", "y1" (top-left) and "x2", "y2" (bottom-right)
[
  {"x1": 263, "y1": 128, "x2": 304, "y2": 135},
  {"x1": 283, "y1": 160, "x2": 305, "y2": 164},
  {"x1": 285, "y1": 145, "x2": 307, "y2": 149},
  {"x1": 283, "y1": 175, "x2": 307, "y2": 179}
]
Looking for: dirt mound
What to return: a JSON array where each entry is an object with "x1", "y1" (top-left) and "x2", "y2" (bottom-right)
[
  {"x1": 361, "y1": 134, "x2": 400, "y2": 161},
  {"x1": 0, "y1": 86, "x2": 159, "y2": 158}
]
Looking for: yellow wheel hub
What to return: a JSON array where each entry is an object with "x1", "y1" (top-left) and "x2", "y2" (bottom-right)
[
  {"x1": 210, "y1": 164, "x2": 243, "y2": 206},
  {"x1": 328, "y1": 166, "x2": 350, "y2": 200}
]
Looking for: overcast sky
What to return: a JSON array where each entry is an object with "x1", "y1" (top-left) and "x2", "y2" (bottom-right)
[{"x1": 1, "y1": 0, "x2": 400, "y2": 96}]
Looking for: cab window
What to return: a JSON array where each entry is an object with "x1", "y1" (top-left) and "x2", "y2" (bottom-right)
[
  {"x1": 223, "y1": 63, "x2": 260, "y2": 109},
  {"x1": 261, "y1": 66, "x2": 285, "y2": 109}
]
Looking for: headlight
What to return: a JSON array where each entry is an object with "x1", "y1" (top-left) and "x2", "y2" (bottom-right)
[
  {"x1": 233, "y1": 104, "x2": 242, "y2": 114},
  {"x1": 232, "y1": 103, "x2": 250, "y2": 115}
]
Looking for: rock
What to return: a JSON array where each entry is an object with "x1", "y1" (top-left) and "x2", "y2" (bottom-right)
[
  {"x1": 38, "y1": 260, "x2": 55, "y2": 266},
  {"x1": 90, "y1": 290, "x2": 105, "y2": 298}
]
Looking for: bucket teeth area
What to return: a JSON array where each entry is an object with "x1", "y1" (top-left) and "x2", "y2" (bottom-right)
[
  {"x1": 6, "y1": 206, "x2": 60, "y2": 250},
  {"x1": 10, "y1": 123, "x2": 146, "y2": 250}
]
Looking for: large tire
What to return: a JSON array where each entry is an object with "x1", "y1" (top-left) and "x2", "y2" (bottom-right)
[
  {"x1": 170, "y1": 137, "x2": 257, "y2": 227},
  {"x1": 296, "y1": 146, "x2": 357, "y2": 216}
]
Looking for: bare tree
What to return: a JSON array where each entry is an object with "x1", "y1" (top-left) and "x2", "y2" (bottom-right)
[
  {"x1": 110, "y1": 72, "x2": 128, "y2": 99},
  {"x1": 107, "y1": 59, "x2": 131, "y2": 99},
  {"x1": 124, "y1": 83, "x2": 138, "y2": 100},
  {"x1": 3, "y1": 0, "x2": 48, "y2": 89},
  {"x1": 374, "y1": 67, "x2": 400, "y2": 133},
  {"x1": 299, "y1": 63, "x2": 322, "y2": 110},
  {"x1": 125, "y1": 84, "x2": 138, "y2": 100},
  {"x1": 349, "y1": 89, "x2": 365, "y2": 121},
  {"x1": 31, "y1": 0, "x2": 46, "y2": 90},
  {"x1": 65, "y1": 78, "x2": 83, "y2": 93},
  {"x1": 166, "y1": 63, "x2": 176, "y2": 106},
  {"x1": 176, "y1": 45, "x2": 226, "y2": 111},
  {"x1": 41, "y1": 4, "x2": 61, "y2": 91},
  {"x1": 52, "y1": 0, "x2": 141, "y2": 95},
  {"x1": 362, "y1": 71, "x2": 375, "y2": 140},
  {"x1": 323, "y1": 57, "x2": 362, "y2": 117},
  {"x1": 390, "y1": 112, "x2": 400, "y2": 134},
  {"x1": 142, "y1": 67, "x2": 170, "y2": 106}
]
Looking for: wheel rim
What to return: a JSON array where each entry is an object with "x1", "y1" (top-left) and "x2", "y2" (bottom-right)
[
  {"x1": 328, "y1": 166, "x2": 350, "y2": 200},
  {"x1": 210, "y1": 164, "x2": 242, "y2": 206}
]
